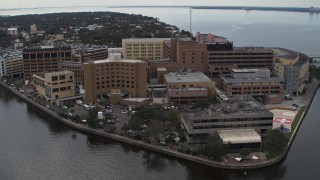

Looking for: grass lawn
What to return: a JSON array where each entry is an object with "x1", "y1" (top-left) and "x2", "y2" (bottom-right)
[{"x1": 284, "y1": 106, "x2": 306, "y2": 141}]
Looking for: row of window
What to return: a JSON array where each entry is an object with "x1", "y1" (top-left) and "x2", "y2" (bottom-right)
[
  {"x1": 52, "y1": 86, "x2": 72, "y2": 92},
  {"x1": 193, "y1": 117, "x2": 272, "y2": 123},
  {"x1": 193, "y1": 123, "x2": 273, "y2": 129}
]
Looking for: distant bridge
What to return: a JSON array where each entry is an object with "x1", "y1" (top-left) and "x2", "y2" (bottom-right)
[{"x1": 309, "y1": 55, "x2": 320, "y2": 59}]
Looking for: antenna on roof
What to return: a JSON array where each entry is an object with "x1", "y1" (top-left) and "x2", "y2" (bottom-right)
[{"x1": 189, "y1": 9, "x2": 192, "y2": 36}]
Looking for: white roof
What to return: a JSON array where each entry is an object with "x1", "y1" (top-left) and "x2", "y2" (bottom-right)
[
  {"x1": 217, "y1": 129, "x2": 261, "y2": 144},
  {"x1": 122, "y1": 38, "x2": 170, "y2": 43},
  {"x1": 92, "y1": 58, "x2": 144, "y2": 64}
]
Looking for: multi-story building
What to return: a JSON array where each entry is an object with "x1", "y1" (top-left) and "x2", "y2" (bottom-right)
[
  {"x1": 195, "y1": 32, "x2": 227, "y2": 43},
  {"x1": 83, "y1": 58, "x2": 147, "y2": 103},
  {"x1": 150, "y1": 39, "x2": 274, "y2": 77},
  {"x1": 272, "y1": 48, "x2": 309, "y2": 96},
  {"x1": 164, "y1": 71, "x2": 215, "y2": 104},
  {"x1": 122, "y1": 38, "x2": 170, "y2": 61},
  {"x1": 58, "y1": 61, "x2": 84, "y2": 86},
  {"x1": 23, "y1": 46, "x2": 72, "y2": 81},
  {"x1": 179, "y1": 95, "x2": 273, "y2": 144},
  {"x1": 81, "y1": 48, "x2": 108, "y2": 62},
  {"x1": 32, "y1": 70, "x2": 75, "y2": 101},
  {"x1": 207, "y1": 45, "x2": 274, "y2": 76},
  {"x1": 0, "y1": 50, "x2": 23, "y2": 78},
  {"x1": 220, "y1": 68, "x2": 284, "y2": 97}
]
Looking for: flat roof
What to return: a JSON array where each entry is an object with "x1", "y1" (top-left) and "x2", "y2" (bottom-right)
[
  {"x1": 45, "y1": 70, "x2": 73, "y2": 76},
  {"x1": 181, "y1": 95, "x2": 273, "y2": 121},
  {"x1": 217, "y1": 129, "x2": 261, "y2": 144},
  {"x1": 165, "y1": 72, "x2": 211, "y2": 83},
  {"x1": 231, "y1": 68, "x2": 269, "y2": 73},
  {"x1": 122, "y1": 38, "x2": 170, "y2": 43},
  {"x1": 90, "y1": 58, "x2": 145, "y2": 64}
]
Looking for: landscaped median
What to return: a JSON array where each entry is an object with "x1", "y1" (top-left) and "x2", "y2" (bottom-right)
[{"x1": 0, "y1": 80, "x2": 317, "y2": 170}]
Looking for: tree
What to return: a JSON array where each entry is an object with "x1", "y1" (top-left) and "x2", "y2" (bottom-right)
[
  {"x1": 240, "y1": 148, "x2": 251, "y2": 159},
  {"x1": 263, "y1": 130, "x2": 288, "y2": 157},
  {"x1": 201, "y1": 132, "x2": 226, "y2": 160},
  {"x1": 87, "y1": 108, "x2": 98, "y2": 128}
]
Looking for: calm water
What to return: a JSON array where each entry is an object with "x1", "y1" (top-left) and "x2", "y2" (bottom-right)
[{"x1": 1, "y1": 7, "x2": 320, "y2": 180}]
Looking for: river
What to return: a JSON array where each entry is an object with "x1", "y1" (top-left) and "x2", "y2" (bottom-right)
[{"x1": 0, "y1": 7, "x2": 320, "y2": 180}]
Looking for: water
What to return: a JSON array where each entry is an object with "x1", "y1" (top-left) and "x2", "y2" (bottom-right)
[{"x1": 0, "y1": 7, "x2": 320, "y2": 179}]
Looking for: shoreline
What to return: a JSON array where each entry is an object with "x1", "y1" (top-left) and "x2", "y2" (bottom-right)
[{"x1": 0, "y1": 80, "x2": 318, "y2": 170}]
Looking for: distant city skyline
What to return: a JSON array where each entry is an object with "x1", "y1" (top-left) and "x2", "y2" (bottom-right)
[{"x1": 1, "y1": 0, "x2": 320, "y2": 9}]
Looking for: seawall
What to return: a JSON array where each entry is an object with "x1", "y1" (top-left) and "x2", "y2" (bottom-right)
[{"x1": 0, "y1": 80, "x2": 318, "y2": 170}]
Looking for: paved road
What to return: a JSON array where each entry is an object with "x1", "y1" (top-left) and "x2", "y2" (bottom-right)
[{"x1": 265, "y1": 79, "x2": 319, "y2": 109}]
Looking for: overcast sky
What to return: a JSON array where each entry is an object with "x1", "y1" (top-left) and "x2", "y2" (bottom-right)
[{"x1": 1, "y1": 0, "x2": 320, "y2": 9}]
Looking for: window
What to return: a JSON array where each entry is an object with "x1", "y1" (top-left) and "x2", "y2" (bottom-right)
[
  {"x1": 59, "y1": 75, "x2": 65, "y2": 80},
  {"x1": 60, "y1": 87, "x2": 67, "y2": 91},
  {"x1": 52, "y1": 76, "x2": 58, "y2": 81}
]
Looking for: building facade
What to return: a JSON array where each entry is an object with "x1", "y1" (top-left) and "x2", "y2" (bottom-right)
[
  {"x1": 179, "y1": 95, "x2": 273, "y2": 144},
  {"x1": 0, "y1": 50, "x2": 23, "y2": 78},
  {"x1": 81, "y1": 48, "x2": 108, "y2": 62},
  {"x1": 272, "y1": 48, "x2": 309, "y2": 96},
  {"x1": 23, "y1": 46, "x2": 72, "y2": 81},
  {"x1": 59, "y1": 61, "x2": 84, "y2": 86},
  {"x1": 164, "y1": 71, "x2": 216, "y2": 104},
  {"x1": 122, "y1": 38, "x2": 170, "y2": 61},
  {"x1": 83, "y1": 59, "x2": 148, "y2": 103},
  {"x1": 32, "y1": 70, "x2": 75, "y2": 101},
  {"x1": 195, "y1": 31, "x2": 227, "y2": 43},
  {"x1": 220, "y1": 68, "x2": 284, "y2": 97},
  {"x1": 151, "y1": 39, "x2": 274, "y2": 77}
]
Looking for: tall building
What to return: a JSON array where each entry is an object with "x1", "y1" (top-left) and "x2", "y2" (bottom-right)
[
  {"x1": 0, "y1": 50, "x2": 23, "y2": 78},
  {"x1": 150, "y1": 39, "x2": 274, "y2": 77},
  {"x1": 22, "y1": 46, "x2": 72, "y2": 81},
  {"x1": 83, "y1": 58, "x2": 147, "y2": 103},
  {"x1": 32, "y1": 70, "x2": 75, "y2": 101},
  {"x1": 122, "y1": 38, "x2": 170, "y2": 61},
  {"x1": 220, "y1": 68, "x2": 284, "y2": 97}
]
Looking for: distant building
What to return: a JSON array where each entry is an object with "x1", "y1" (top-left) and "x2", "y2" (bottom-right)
[
  {"x1": 83, "y1": 58, "x2": 148, "y2": 104},
  {"x1": 81, "y1": 48, "x2": 108, "y2": 62},
  {"x1": 164, "y1": 71, "x2": 216, "y2": 104},
  {"x1": 7, "y1": 28, "x2": 19, "y2": 36},
  {"x1": 0, "y1": 50, "x2": 23, "y2": 78},
  {"x1": 220, "y1": 68, "x2": 284, "y2": 97},
  {"x1": 32, "y1": 70, "x2": 75, "y2": 101},
  {"x1": 122, "y1": 38, "x2": 171, "y2": 61},
  {"x1": 59, "y1": 61, "x2": 84, "y2": 86},
  {"x1": 22, "y1": 46, "x2": 72, "y2": 81},
  {"x1": 179, "y1": 95, "x2": 273, "y2": 144},
  {"x1": 108, "y1": 48, "x2": 124, "y2": 58},
  {"x1": 195, "y1": 32, "x2": 227, "y2": 43}
]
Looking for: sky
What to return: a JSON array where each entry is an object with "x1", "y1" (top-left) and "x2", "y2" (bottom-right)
[{"x1": 1, "y1": 0, "x2": 320, "y2": 9}]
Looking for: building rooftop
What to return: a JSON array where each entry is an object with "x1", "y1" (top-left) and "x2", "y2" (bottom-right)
[
  {"x1": 0, "y1": 50, "x2": 22, "y2": 60},
  {"x1": 122, "y1": 38, "x2": 171, "y2": 43},
  {"x1": 90, "y1": 58, "x2": 145, "y2": 64},
  {"x1": 165, "y1": 71, "x2": 211, "y2": 83},
  {"x1": 217, "y1": 129, "x2": 261, "y2": 144},
  {"x1": 231, "y1": 68, "x2": 269, "y2": 73},
  {"x1": 181, "y1": 95, "x2": 273, "y2": 121}
]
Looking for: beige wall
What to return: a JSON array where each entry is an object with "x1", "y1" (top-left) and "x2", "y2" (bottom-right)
[
  {"x1": 33, "y1": 71, "x2": 75, "y2": 101},
  {"x1": 84, "y1": 60, "x2": 148, "y2": 103}
]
